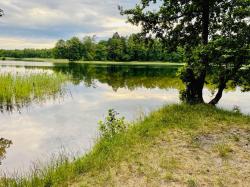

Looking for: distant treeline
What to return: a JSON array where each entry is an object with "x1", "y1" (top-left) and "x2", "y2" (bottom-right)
[
  {"x1": 0, "y1": 48, "x2": 53, "y2": 59},
  {"x1": 0, "y1": 33, "x2": 184, "y2": 62}
]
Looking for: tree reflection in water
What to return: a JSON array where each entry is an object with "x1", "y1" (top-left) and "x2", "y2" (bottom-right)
[
  {"x1": 0, "y1": 63, "x2": 249, "y2": 113},
  {"x1": 53, "y1": 63, "x2": 184, "y2": 91}
]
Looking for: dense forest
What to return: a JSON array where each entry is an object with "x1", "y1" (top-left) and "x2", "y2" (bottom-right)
[
  {"x1": 0, "y1": 33, "x2": 184, "y2": 62},
  {"x1": 0, "y1": 49, "x2": 53, "y2": 59}
]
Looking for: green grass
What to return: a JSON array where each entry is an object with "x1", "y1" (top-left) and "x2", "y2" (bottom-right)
[
  {"x1": 0, "y1": 73, "x2": 67, "y2": 111},
  {"x1": 215, "y1": 143, "x2": 233, "y2": 158},
  {"x1": 187, "y1": 179, "x2": 198, "y2": 187},
  {"x1": 1, "y1": 104, "x2": 250, "y2": 186},
  {"x1": 2, "y1": 57, "x2": 185, "y2": 66}
]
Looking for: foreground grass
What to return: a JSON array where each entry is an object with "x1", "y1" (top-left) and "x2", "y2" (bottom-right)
[
  {"x1": 0, "y1": 73, "x2": 67, "y2": 111},
  {"x1": 1, "y1": 57, "x2": 184, "y2": 66},
  {"x1": 1, "y1": 104, "x2": 250, "y2": 186}
]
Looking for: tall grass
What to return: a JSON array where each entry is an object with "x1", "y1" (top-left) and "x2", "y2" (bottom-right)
[{"x1": 0, "y1": 73, "x2": 67, "y2": 112}]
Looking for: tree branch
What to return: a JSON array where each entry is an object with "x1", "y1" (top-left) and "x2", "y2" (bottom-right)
[
  {"x1": 209, "y1": 55, "x2": 245, "y2": 105},
  {"x1": 209, "y1": 80, "x2": 226, "y2": 105}
]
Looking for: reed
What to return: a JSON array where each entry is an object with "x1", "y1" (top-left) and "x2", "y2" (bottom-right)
[{"x1": 0, "y1": 72, "x2": 67, "y2": 112}]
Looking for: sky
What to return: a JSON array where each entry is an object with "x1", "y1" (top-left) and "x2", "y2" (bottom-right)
[{"x1": 0, "y1": 0, "x2": 140, "y2": 49}]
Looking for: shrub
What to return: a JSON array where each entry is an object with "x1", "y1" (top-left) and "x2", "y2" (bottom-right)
[{"x1": 98, "y1": 109, "x2": 127, "y2": 138}]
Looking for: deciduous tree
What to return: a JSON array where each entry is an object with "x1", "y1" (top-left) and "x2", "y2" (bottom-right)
[
  {"x1": 65, "y1": 37, "x2": 83, "y2": 61},
  {"x1": 120, "y1": 0, "x2": 250, "y2": 104}
]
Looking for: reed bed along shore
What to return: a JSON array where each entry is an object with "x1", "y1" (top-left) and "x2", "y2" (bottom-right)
[{"x1": 0, "y1": 72, "x2": 67, "y2": 111}]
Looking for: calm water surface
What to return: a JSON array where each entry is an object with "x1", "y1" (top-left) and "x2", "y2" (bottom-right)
[{"x1": 0, "y1": 61, "x2": 249, "y2": 174}]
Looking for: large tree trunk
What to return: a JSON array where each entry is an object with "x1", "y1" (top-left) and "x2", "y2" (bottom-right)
[
  {"x1": 183, "y1": 68, "x2": 204, "y2": 104},
  {"x1": 185, "y1": 82, "x2": 204, "y2": 104},
  {"x1": 209, "y1": 75, "x2": 227, "y2": 105},
  {"x1": 184, "y1": 0, "x2": 209, "y2": 104}
]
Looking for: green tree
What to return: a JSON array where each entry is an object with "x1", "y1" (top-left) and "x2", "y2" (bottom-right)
[
  {"x1": 66, "y1": 37, "x2": 83, "y2": 61},
  {"x1": 120, "y1": 0, "x2": 250, "y2": 104},
  {"x1": 82, "y1": 36, "x2": 96, "y2": 61},
  {"x1": 95, "y1": 40, "x2": 108, "y2": 61},
  {"x1": 162, "y1": 47, "x2": 185, "y2": 63},
  {"x1": 108, "y1": 32, "x2": 128, "y2": 61},
  {"x1": 127, "y1": 34, "x2": 147, "y2": 61},
  {"x1": 53, "y1": 39, "x2": 67, "y2": 59},
  {"x1": 146, "y1": 39, "x2": 164, "y2": 61}
]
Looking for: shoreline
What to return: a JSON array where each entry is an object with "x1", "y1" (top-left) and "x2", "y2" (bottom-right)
[
  {"x1": 0, "y1": 57, "x2": 185, "y2": 66},
  {"x1": 1, "y1": 104, "x2": 250, "y2": 186}
]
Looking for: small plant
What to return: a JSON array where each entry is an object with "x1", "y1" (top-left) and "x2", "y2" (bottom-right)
[
  {"x1": 98, "y1": 109, "x2": 127, "y2": 138},
  {"x1": 163, "y1": 172, "x2": 174, "y2": 181},
  {"x1": 187, "y1": 179, "x2": 197, "y2": 187},
  {"x1": 215, "y1": 143, "x2": 233, "y2": 158},
  {"x1": 160, "y1": 157, "x2": 180, "y2": 171},
  {"x1": 232, "y1": 134, "x2": 240, "y2": 142},
  {"x1": 217, "y1": 178, "x2": 225, "y2": 187},
  {"x1": 0, "y1": 138, "x2": 12, "y2": 164},
  {"x1": 233, "y1": 105, "x2": 241, "y2": 113}
]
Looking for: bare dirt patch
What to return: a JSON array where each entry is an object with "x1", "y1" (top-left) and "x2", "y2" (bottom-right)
[{"x1": 72, "y1": 127, "x2": 250, "y2": 187}]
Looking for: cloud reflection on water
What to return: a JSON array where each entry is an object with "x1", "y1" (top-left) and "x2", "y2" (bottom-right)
[{"x1": 0, "y1": 63, "x2": 249, "y2": 174}]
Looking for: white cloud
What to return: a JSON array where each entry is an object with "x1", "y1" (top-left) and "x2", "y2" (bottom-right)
[
  {"x1": 0, "y1": 36, "x2": 55, "y2": 49},
  {"x1": 0, "y1": 0, "x2": 140, "y2": 49}
]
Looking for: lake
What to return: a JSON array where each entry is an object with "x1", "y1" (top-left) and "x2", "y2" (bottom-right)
[{"x1": 0, "y1": 60, "x2": 250, "y2": 175}]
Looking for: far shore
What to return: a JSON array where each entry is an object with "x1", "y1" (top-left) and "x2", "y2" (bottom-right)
[{"x1": 0, "y1": 57, "x2": 185, "y2": 66}]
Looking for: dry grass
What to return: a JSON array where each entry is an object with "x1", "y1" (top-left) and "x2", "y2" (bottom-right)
[
  {"x1": 72, "y1": 128, "x2": 250, "y2": 187},
  {"x1": 71, "y1": 106, "x2": 250, "y2": 187}
]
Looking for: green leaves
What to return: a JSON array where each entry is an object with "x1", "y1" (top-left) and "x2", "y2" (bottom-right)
[
  {"x1": 66, "y1": 37, "x2": 83, "y2": 61},
  {"x1": 0, "y1": 138, "x2": 12, "y2": 164},
  {"x1": 121, "y1": 0, "x2": 250, "y2": 50},
  {"x1": 122, "y1": 0, "x2": 250, "y2": 104},
  {"x1": 98, "y1": 109, "x2": 127, "y2": 139}
]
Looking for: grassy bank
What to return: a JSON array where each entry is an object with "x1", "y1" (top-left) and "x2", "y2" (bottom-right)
[
  {"x1": 1, "y1": 57, "x2": 184, "y2": 66},
  {"x1": 1, "y1": 104, "x2": 250, "y2": 186}
]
